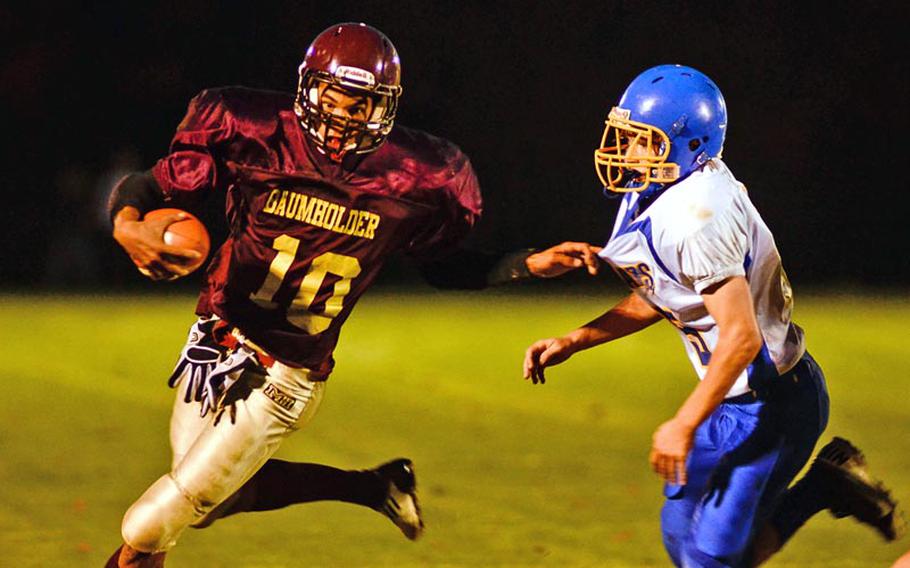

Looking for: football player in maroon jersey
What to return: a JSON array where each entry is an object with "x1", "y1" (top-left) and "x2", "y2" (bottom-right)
[{"x1": 104, "y1": 23, "x2": 601, "y2": 567}]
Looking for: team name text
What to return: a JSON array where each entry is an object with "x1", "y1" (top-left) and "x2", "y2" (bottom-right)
[{"x1": 261, "y1": 189, "x2": 380, "y2": 240}]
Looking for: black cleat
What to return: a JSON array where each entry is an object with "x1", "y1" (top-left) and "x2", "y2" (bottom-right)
[
  {"x1": 372, "y1": 458, "x2": 424, "y2": 540},
  {"x1": 811, "y1": 437, "x2": 905, "y2": 541}
]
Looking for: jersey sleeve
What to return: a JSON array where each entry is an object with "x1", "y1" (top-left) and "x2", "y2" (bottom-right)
[
  {"x1": 151, "y1": 89, "x2": 233, "y2": 207},
  {"x1": 404, "y1": 152, "x2": 483, "y2": 260},
  {"x1": 678, "y1": 197, "x2": 750, "y2": 293}
]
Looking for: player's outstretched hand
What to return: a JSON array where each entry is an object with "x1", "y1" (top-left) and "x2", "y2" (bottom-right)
[
  {"x1": 527, "y1": 242, "x2": 601, "y2": 278},
  {"x1": 523, "y1": 337, "x2": 576, "y2": 384},
  {"x1": 113, "y1": 207, "x2": 202, "y2": 281}
]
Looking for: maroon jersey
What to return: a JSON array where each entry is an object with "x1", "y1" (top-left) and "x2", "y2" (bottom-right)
[{"x1": 152, "y1": 87, "x2": 482, "y2": 374}]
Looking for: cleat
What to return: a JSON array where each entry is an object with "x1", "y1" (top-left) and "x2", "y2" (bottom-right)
[
  {"x1": 811, "y1": 437, "x2": 906, "y2": 541},
  {"x1": 371, "y1": 458, "x2": 424, "y2": 540}
]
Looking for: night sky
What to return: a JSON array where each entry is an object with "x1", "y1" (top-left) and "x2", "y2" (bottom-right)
[{"x1": 2, "y1": 1, "x2": 906, "y2": 288}]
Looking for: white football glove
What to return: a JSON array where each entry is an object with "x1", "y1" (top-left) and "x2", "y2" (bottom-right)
[
  {"x1": 167, "y1": 318, "x2": 225, "y2": 403},
  {"x1": 200, "y1": 343, "x2": 260, "y2": 418}
]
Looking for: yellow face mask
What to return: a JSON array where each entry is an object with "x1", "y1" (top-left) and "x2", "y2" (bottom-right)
[{"x1": 593, "y1": 107, "x2": 681, "y2": 193}]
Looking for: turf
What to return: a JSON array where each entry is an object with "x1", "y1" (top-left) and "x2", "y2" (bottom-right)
[{"x1": 0, "y1": 289, "x2": 907, "y2": 567}]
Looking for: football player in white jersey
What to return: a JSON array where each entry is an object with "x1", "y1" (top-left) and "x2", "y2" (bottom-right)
[{"x1": 523, "y1": 65, "x2": 904, "y2": 566}]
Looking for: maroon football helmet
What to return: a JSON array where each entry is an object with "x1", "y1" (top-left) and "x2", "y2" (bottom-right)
[{"x1": 294, "y1": 23, "x2": 403, "y2": 160}]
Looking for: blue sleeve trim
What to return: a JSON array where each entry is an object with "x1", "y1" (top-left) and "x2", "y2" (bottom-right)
[
  {"x1": 638, "y1": 218, "x2": 680, "y2": 284},
  {"x1": 610, "y1": 195, "x2": 679, "y2": 284}
]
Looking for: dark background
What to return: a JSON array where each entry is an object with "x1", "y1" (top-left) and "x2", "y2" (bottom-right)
[{"x1": 2, "y1": 1, "x2": 906, "y2": 290}]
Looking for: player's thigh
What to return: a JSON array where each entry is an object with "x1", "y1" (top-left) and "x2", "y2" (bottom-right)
[
  {"x1": 169, "y1": 386, "x2": 211, "y2": 470},
  {"x1": 661, "y1": 412, "x2": 731, "y2": 560},
  {"x1": 173, "y1": 364, "x2": 326, "y2": 508},
  {"x1": 690, "y1": 381, "x2": 829, "y2": 561},
  {"x1": 796, "y1": 352, "x2": 829, "y2": 435},
  {"x1": 685, "y1": 399, "x2": 781, "y2": 560},
  {"x1": 682, "y1": 356, "x2": 829, "y2": 563},
  {"x1": 755, "y1": 355, "x2": 830, "y2": 520}
]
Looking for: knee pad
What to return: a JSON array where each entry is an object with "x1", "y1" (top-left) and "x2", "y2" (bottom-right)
[{"x1": 121, "y1": 474, "x2": 211, "y2": 553}]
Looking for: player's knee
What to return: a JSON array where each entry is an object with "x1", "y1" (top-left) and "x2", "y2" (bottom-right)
[
  {"x1": 121, "y1": 499, "x2": 170, "y2": 553},
  {"x1": 121, "y1": 474, "x2": 208, "y2": 553}
]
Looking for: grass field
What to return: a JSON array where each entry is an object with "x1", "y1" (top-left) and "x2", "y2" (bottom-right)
[{"x1": 0, "y1": 289, "x2": 907, "y2": 567}]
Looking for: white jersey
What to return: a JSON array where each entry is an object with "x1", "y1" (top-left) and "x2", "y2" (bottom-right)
[{"x1": 598, "y1": 159, "x2": 805, "y2": 398}]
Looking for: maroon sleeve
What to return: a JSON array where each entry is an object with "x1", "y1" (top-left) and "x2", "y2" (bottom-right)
[
  {"x1": 151, "y1": 89, "x2": 233, "y2": 207},
  {"x1": 405, "y1": 151, "x2": 483, "y2": 260}
]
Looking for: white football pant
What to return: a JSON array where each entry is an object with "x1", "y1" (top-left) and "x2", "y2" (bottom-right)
[{"x1": 120, "y1": 359, "x2": 325, "y2": 552}]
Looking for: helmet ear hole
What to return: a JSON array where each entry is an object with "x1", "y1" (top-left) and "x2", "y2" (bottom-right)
[{"x1": 688, "y1": 138, "x2": 702, "y2": 151}]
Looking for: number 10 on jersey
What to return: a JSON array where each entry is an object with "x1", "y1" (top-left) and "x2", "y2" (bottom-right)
[{"x1": 251, "y1": 234, "x2": 362, "y2": 334}]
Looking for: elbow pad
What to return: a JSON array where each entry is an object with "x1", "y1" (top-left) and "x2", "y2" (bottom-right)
[
  {"x1": 419, "y1": 249, "x2": 534, "y2": 290},
  {"x1": 108, "y1": 170, "x2": 165, "y2": 223}
]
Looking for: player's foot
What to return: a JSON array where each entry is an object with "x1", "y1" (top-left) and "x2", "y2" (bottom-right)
[
  {"x1": 810, "y1": 437, "x2": 905, "y2": 541},
  {"x1": 371, "y1": 458, "x2": 424, "y2": 540}
]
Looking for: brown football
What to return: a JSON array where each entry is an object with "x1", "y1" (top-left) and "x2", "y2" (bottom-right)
[{"x1": 144, "y1": 208, "x2": 210, "y2": 275}]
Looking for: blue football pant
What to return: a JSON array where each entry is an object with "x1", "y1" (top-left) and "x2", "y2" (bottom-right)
[{"x1": 660, "y1": 353, "x2": 829, "y2": 567}]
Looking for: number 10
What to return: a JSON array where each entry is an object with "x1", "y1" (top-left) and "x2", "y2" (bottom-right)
[{"x1": 251, "y1": 234, "x2": 362, "y2": 334}]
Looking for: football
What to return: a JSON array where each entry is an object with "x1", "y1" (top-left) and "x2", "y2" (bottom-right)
[{"x1": 144, "y1": 208, "x2": 210, "y2": 275}]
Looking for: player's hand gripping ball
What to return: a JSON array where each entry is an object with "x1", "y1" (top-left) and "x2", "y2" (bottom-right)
[{"x1": 140, "y1": 208, "x2": 210, "y2": 279}]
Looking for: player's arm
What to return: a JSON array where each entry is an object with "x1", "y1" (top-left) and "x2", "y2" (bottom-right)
[
  {"x1": 526, "y1": 242, "x2": 602, "y2": 279},
  {"x1": 109, "y1": 171, "x2": 202, "y2": 281},
  {"x1": 649, "y1": 275, "x2": 762, "y2": 485},
  {"x1": 522, "y1": 291, "x2": 662, "y2": 383},
  {"x1": 418, "y1": 242, "x2": 601, "y2": 290},
  {"x1": 110, "y1": 90, "x2": 229, "y2": 280},
  {"x1": 414, "y1": 141, "x2": 600, "y2": 288}
]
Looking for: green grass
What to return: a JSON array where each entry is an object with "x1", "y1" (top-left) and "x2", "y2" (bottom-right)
[{"x1": 0, "y1": 289, "x2": 908, "y2": 567}]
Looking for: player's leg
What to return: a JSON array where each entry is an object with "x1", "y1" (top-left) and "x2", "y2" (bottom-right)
[
  {"x1": 104, "y1": 364, "x2": 227, "y2": 567},
  {"x1": 106, "y1": 329, "x2": 221, "y2": 568},
  {"x1": 195, "y1": 456, "x2": 424, "y2": 539},
  {"x1": 737, "y1": 396, "x2": 824, "y2": 564},
  {"x1": 188, "y1": 359, "x2": 422, "y2": 538},
  {"x1": 753, "y1": 438, "x2": 905, "y2": 563},
  {"x1": 118, "y1": 361, "x2": 325, "y2": 555},
  {"x1": 191, "y1": 460, "x2": 381, "y2": 526},
  {"x1": 677, "y1": 399, "x2": 783, "y2": 567},
  {"x1": 751, "y1": 354, "x2": 904, "y2": 565},
  {"x1": 659, "y1": 413, "x2": 730, "y2": 565},
  {"x1": 676, "y1": 356, "x2": 830, "y2": 568},
  {"x1": 104, "y1": 545, "x2": 165, "y2": 568},
  {"x1": 168, "y1": 378, "x2": 212, "y2": 470},
  {"x1": 662, "y1": 400, "x2": 789, "y2": 567},
  {"x1": 748, "y1": 352, "x2": 830, "y2": 564}
]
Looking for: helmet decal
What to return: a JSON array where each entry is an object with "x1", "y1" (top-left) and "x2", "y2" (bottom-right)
[
  {"x1": 333, "y1": 65, "x2": 377, "y2": 88},
  {"x1": 294, "y1": 23, "x2": 403, "y2": 161}
]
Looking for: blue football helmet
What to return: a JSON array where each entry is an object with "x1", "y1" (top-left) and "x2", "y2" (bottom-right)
[{"x1": 594, "y1": 65, "x2": 727, "y2": 193}]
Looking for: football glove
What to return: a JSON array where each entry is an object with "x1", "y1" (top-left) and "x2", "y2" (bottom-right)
[
  {"x1": 167, "y1": 318, "x2": 225, "y2": 403},
  {"x1": 200, "y1": 343, "x2": 260, "y2": 417}
]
